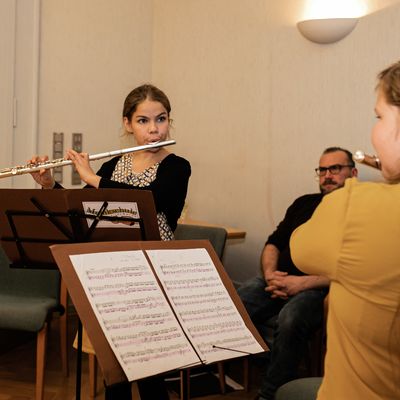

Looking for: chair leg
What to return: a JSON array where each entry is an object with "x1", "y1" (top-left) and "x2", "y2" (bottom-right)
[
  {"x1": 89, "y1": 353, "x2": 98, "y2": 398},
  {"x1": 36, "y1": 323, "x2": 48, "y2": 400},
  {"x1": 59, "y1": 311, "x2": 68, "y2": 377},
  {"x1": 59, "y1": 278, "x2": 69, "y2": 377},
  {"x1": 217, "y1": 362, "x2": 226, "y2": 394}
]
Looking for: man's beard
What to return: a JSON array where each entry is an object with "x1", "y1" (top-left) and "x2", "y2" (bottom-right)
[{"x1": 320, "y1": 178, "x2": 341, "y2": 195}]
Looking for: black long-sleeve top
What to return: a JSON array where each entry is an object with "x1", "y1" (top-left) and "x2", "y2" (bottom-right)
[
  {"x1": 95, "y1": 153, "x2": 191, "y2": 232},
  {"x1": 56, "y1": 153, "x2": 191, "y2": 232},
  {"x1": 266, "y1": 193, "x2": 323, "y2": 276}
]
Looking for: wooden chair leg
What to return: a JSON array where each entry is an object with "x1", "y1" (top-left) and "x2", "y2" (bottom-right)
[
  {"x1": 89, "y1": 353, "x2": 98, "y2": 398},
  {"x1": 59, "y1": 311, "x2": 68, "y2": 377},
  {"x1": 217, "y1": 362, "x2": 226, "y2": 394},
  {"x1": 59, "y1": 278, "x2": 69, "y2": 376},
  {"x1": 36, "y1": 323, "x2": 48, "y2": 400}
]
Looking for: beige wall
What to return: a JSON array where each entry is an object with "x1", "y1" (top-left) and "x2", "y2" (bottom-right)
[
  {"x1": 39, "y1": 0, "x2": 154, "y2": 173},
  {"x1": 151, "y1": 0, "x2": 400, "y2": 283},
  {"x1": 38, "y1": 0, "x2": 400, "y2": 284}
]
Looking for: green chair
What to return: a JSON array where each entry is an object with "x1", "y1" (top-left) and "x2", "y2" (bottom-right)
[
  {"x1": 0, "y1": 247, "x2": 68, "y2": 400},
  {"x1": 275, "y1": 377, "x2": 322, "y2": 400},
  {"x1": 174, "y1": 223, "x2": 228, "y2": 259}
]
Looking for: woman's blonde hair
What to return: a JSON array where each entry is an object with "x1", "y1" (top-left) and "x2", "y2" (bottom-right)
[{"x1": 377, "y1": 60, "x2": 400, "y2": 107}]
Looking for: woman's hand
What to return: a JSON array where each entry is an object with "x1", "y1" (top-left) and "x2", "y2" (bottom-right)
[
  {"x1": 28, "y1": 155, "x2": 56, "y2": 189},
  {"x1": 66, "y1": 149, "x2": 101, "y2": 188}
]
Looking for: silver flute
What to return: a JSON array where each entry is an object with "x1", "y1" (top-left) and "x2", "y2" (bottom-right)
[
  {"x1": 353, "y1": 150, "x2": 381, "y2": 170},
  {"x1": 0, "y1": 139, "x2": 176, "y2": 179}
]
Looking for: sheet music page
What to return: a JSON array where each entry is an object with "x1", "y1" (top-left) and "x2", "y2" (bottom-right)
[
  {"x1": 146, "y1": 248, "x2": 264, "y2": 363},
  {"x1": 69, "y1": 250, "x2": 200, "y2": 381}
]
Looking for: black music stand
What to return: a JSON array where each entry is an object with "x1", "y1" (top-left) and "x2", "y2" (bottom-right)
[
  {"x1": 0, "y1": 189, "x2": 160, "y2": 268},
  {"x1": 0, "y1": 190, "x2": 72, "y2": 268},
  {"x1": 0, "y1": 188, "x2": 161, "y2": 399}
]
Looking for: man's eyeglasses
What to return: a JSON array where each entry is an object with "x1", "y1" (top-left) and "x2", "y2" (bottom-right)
[{"x1": 315, "y1": 164, "x2": 353, "y2": 177}]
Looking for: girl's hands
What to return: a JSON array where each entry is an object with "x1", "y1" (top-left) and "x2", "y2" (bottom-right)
[
  {"x1": 66, "y1": 150, "x2": 101, "y2": 188},
  {"x1": 28, "y1": 155, "x2": 55, "y2": 189}
]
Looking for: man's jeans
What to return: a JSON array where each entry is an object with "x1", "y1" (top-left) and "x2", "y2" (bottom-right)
[{"x1": 237, "y1": 277, "x2": 327, "y2": 400}]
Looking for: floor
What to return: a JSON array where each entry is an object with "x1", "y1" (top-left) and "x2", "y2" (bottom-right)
[{"x1": 0, "y1": 313, "x2": 263, "y2": 400}]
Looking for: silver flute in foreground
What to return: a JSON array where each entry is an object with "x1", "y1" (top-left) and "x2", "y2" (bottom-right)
[
  {"x1": 353, "y1": 150, "x2": 381, "y2": 170},
  {"x1": 0, "y1": 139, "x2": 176, "y2": 179}
]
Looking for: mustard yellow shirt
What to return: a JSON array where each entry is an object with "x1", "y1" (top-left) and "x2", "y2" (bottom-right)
[{"x1": 291, "y1": 178, "x2": 400, "y2": 400}]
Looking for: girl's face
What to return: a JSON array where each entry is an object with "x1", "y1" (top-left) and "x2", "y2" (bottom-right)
[
  {"x1": 371, "y1": 88, "x2": 400, "y2": 182},
  {"x1": 124, "y1": 99, "x2": 169, "y2": 149}
]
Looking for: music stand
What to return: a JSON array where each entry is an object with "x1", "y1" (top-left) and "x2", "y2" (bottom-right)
[
  {"x1": 0, "y1": 188, "x2": 160, "y2": 268},
  {"x1": 0, "y1": 188, "x2": 161, "y2": 399},
  {"x1": 0, "y1": 189, "x2": 73, "y2": 268},
  {"x1": 50, "y1": 240, "x2": 268, "y2": 397}
]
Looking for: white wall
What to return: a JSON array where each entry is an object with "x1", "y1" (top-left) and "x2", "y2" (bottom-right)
[{"x1": 37, "y1": 0, "x2": 400, "y2": 284}]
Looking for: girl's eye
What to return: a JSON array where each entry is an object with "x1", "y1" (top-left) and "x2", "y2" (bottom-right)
[
  {"x1": 137, "y1": 118, "x2": 148, "y2": 124},
  {"x1": 158, "y1": 116, "x2": 167, "y2": 123}
]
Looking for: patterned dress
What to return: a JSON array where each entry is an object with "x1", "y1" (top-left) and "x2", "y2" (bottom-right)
[{"x1": 111, "y1": 154, "x2": 174, "y2": 240}]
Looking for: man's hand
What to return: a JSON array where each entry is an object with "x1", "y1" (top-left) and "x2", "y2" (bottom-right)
[
  {"x1": 265, "y1": 273, "x2": 329, "y2": 299},
  {"x1": 264, "y1": 270, "x2": 288, "y2": 299},
  {"x1": 265, "y1": 272, "x2": 307, "y2": 299},
  {"x1": 261, "y1": 245, "x2": 318, "y2": 300}
]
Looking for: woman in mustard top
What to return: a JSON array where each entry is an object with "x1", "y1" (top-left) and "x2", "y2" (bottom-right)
[{"x1": 288, "y1": 61, "x2": 400, "y2": 400}]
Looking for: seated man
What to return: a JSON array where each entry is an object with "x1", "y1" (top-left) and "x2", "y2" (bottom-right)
[{"x1": 238, "y1": 147, "x2": 357, "y2": 400}]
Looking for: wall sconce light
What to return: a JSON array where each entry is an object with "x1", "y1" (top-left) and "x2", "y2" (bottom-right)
[{"x1": 297, "y1": 17, "x2": 358, "y2": 44}]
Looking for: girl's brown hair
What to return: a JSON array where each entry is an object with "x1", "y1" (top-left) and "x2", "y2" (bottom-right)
[{"x1": 122, "y1": 84, "x2": 171, "y2": 121}]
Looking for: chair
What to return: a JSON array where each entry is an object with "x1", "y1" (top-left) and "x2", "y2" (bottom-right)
[
  {"x1": 0, "y1": 246, "x2": 68, "y2": 400},
  {"x1": 174, "y1": 223, "x2": 228, "y2": 259},
  {"x1": 275, "y1": 377, "x2": 322, "y2": 400}
]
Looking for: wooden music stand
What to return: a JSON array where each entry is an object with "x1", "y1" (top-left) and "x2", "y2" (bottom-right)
[{"x1": 50, "y1": 240, "x2": 268, "y2": 387}]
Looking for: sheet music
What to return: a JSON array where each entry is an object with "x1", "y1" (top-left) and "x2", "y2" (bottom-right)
[
  {"x1": 70, "y1": 250, "x2": 200, "y2": 381},
  {"x1": 146, "y1": 248, "x2": 264, "y2": 363}
]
